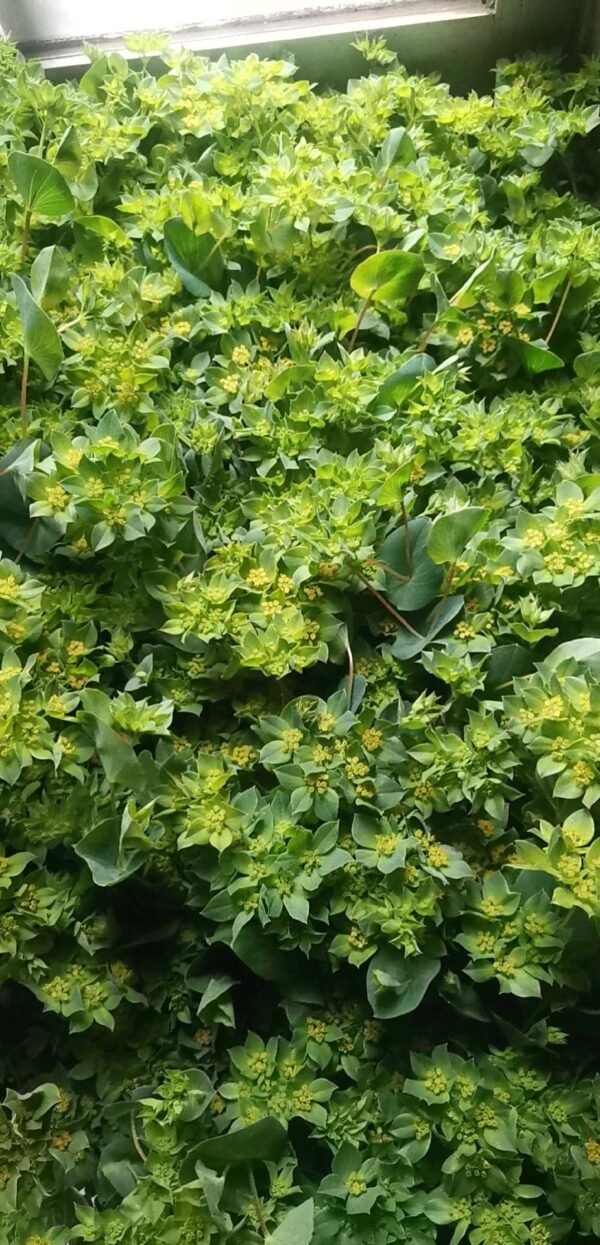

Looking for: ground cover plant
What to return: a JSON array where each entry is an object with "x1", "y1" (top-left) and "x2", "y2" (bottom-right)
[{"x1": 3, "y1": 29, "x2": 600, "y2": 1244}]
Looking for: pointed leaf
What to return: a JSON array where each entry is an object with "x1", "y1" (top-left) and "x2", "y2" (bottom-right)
[
  {"x1": 268, "y1": 1199, "x2": 314, "y2": 1245},
  {"x1": 379, "y1": 517, "x2": 443, "y2": 610},
  {"x1": 427, "y1": 508, "x2": 486, "y2": 564},
  {"x1": 367, "y1": 949, "x2": 440, "y2": 1018},
  {"x1": 521, "y1": 339, "x2": 563, "y2": 374},
  {"x1": 164, "y1": 216, "x2": 223, "y2": 295},
  {"x1": 194, "y1": 1118, "x2": 287, "y2": 1170},
  {"x1": 350, "y1": 250, "x2": 423, "y2": 303},
  {"x1": 30, "y1": 246, "x2": 69, "y2": 308},
  {"x1": 8, "y1": 152, "x2": 74, "y2": 218},
  {"x1": 12, "y1": 275, "x2": 63, "y2": 381}
]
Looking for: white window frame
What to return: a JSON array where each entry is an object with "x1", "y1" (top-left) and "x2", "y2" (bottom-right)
[{"x1": 0, "y1": 0, "x2": 586, "y2": 85}]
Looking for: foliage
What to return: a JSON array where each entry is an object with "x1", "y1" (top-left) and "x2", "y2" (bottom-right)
[{"x1": 1, "y1": 31, "x2": 600, "y2": 1244}]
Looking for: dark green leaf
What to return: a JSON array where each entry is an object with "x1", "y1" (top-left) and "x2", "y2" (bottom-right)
[
  {"x1": 164, "y1": 216, "x2": 223, "y2": 295},
  {"x1": 367, "y1": 949, "x2": 440, "y2": 1018},
  {"x1": 194, "y1": 1118, "x2": 287, "y2": 1170}
]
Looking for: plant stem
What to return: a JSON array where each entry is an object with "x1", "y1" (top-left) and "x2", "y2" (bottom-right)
[
  {"x1": 401, "y1": 498, "x2": 412, "y2": 573},
  {"x1": 21, "y1": 208, "x2": 32, "y2": 263},
  {"x1": 347, "y1": 290, "x2": 373, "y2": 352},
  {"x1": 371, "y1": 560, "x2": 410, "y2": 584},
  {"x1": 130, "y1": 1109, "x2": 148, "y2": 1162},
  {"x1": 344, "y1": 629, "x2": 355, "y2": 701},
  {"x1": 16, "y1": 518, "x2": 39, "y2": 565},
  {"x1": 428, "y1": 561, "x2": 457, "y2": 630},
  {"x1": 20, "y1": 353, "x2": 29, "y2": 434},
  {"x1": 545, "y1": 275, "x2": 573, "y2": 345},
  {"x1": 356, "y1": 568, "x2": 421, "y2": 637},
  {"x1": 247, "y1": 1166, "x2": 268, "y2": 1239}
]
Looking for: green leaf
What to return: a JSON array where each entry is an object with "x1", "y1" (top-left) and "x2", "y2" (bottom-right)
[
  {"x1": 75, "y1": 215, "x2": 128, "y2": 246},
  {"x1": 350, "y1": 250, "x2": 423, "y2": 303},
  {"x1": 367, "y1": 949, "x2": 440, "y2": 1018},
  {"x1": 54, "y1": 125, "x2": 84, "y2": 179},
  {"x1": 376, "y1": 353, "x2": 435, "y2": 406},
  {"x1": 574, "y1": 349, "x2": 600, "y2": 380},
  {"x1": 520, "y1": 339, "x2": 564, "y2": 374},
  {"x1": 11, "y1": 275, "x2": 63, "y2": 381},
  {"x1": 544, "y1": 638, "x2": 600, "y2": 673},
  {"x1": 194, "y1": 1118, "x2": 287, "y2": 1170},
  {"x1": 378, "y1": 517, "x2": 444, "y2": 610},
  {"x1": 30, "y1": 246, "x2": 70, "y2": 309},
  {"x1": 485, "y1": 644, "x2": 532, "y2": 689},
  {"x1": 375, "y1": 127, "x2": 416, "y2": 174},
  {"x1": 164, "y1": 216, "x2": 223, "y2": 296},
  {"x1": 450, "y1": 256, "x2": 493, "y2": 309},
  {"x1": 268, "y1": 1199, "x2": 314, "y2": 1245},
  {"x1": 391, "y1": 595, "x2": 463, "y2": 659},
  {"x1": 8, "y1": 152, "x2": 74, "y2": 218},
  {"x1": 427, "y1": 508, "x2": 486, "y2": 564}
]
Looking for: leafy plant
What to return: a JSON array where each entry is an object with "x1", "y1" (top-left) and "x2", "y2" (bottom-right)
[{"x1": 0, "y1": 31, "x2": 599, "y2": 1245}]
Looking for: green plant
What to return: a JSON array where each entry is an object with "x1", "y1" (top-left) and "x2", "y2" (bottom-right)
[{"x1": 1, "y1": 32, "x2": 600, "y2": 1244}]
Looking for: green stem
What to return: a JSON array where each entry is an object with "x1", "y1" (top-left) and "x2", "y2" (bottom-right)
[
  {"x1": 247, "y1": 1166, "x2": 268, "y2": 1239},
  {"x1": 344, "y1": 629, "x2": 355, "y2": 702},
  {"x1": 16, "y1": 518, "x2": 39, "y2": 566},
  {"x1": 545, "y1": 274, "x2": 573, "y2": 345},
  {"x1": 401, "y1": 498, "x2": 412, "y2": 573},
  {"x1": 347, "y1": 290, "x2": 373, "y2": 352},
  {"x1": 20, "y1": 353, "x2": 29, "y2": 434},
  {"x1": 356, "y1": 568, "x2": 421, "y2": 637},
  {"x1": 21, "y1": 208, "x2": 32, "y2": 263}
]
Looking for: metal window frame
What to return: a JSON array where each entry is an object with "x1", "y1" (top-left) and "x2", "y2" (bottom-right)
[{"x1": 0, "y1": 0, "x2": 589, "y2": 88}]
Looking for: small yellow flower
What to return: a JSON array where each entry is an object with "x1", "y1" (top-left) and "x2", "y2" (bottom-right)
[{"x1": 246, "y1": 567, "x2": 270, "y2": 589}]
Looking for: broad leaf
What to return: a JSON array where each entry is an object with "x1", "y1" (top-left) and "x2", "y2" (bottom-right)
[
  {"x1": 194, "y1": 1118, "x2": 287, "y2": 1170},
  {"x1": 427, "y1": 507, "x2": 486, "y2": 564},
  {"x1": 164, "y1": 216, "x2": 223, "y2": 295},
  {"x1": 375, "y1": 126, "x2": 416, "y2": 174},
  {"x1": 12, "y1": 275, "x2": 63, "y2": 381},
  {"x1": 8, "y1": 152, "x2": 74, "y2": 218},
  {"x1": 75, "y1": 215, "x2": 128, "y2": 246},
  {"x1": 378, "y1": 516, "x2": 443, "y2": 610},
  {"x1": 574, "y1": 349, "x2": 600, "y2": 380},
  {"x1": 376, "y1": 353, "x2": 435, "y2": 406},
  {"x1": 520, "y1": 339, "x2": 564, "y2": 374},
  {"x1": 544, "y1": 638, "x2": 600, "y2": 673},
  {"x1": 350, "y1": 249, "x2": 424, "y2": 303},
  {"x1": 367, "y1": 948, "x2": 440, "y2": 1018},
  {"x1": 30, "y1": 246, "x2": 69, "y2": 309},
  {"x1": 391, "y1": 595, "x2": 464, "y2": 659},
  {"x1": 268, "y1": 1199, "x2": 314, "y2": 1245}
]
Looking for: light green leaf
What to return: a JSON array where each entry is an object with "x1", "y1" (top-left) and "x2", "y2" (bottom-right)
[
  {"x1": 268, "y1": 1199, "x2": 314, "y2": 1245},
  {"x1": 11, "y1": 274, "x2": 63, "y2": 381},
  {"x1": 376, "y1": 353, "x2": 435, "y2": 406},
  {"x1": 8, "y1": 152, "x2": 74, "y2": 218},
  {"x1": 521, "y1": 339, "x2": 564, "y2": 374},
  {"x1": 574, "y1": 350, "x2": 600, "y2": 380},
  {"x1": 30, "y1": 246, "x2": 69, "y2": 309},
  {"x1": 75, "y1": 215, "x2": 128, "y2": 246},
  {"x1": 427, "y1": 507, "x2": 486, "y2": 564},
  {"x1": 350, "y1": 249, "x2": 423, "y2": 303}
]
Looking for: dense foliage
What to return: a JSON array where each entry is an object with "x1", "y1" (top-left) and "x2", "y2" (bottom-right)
[{"x1": 3, "y1": 30, "x2": 600, "y2": 1244}]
